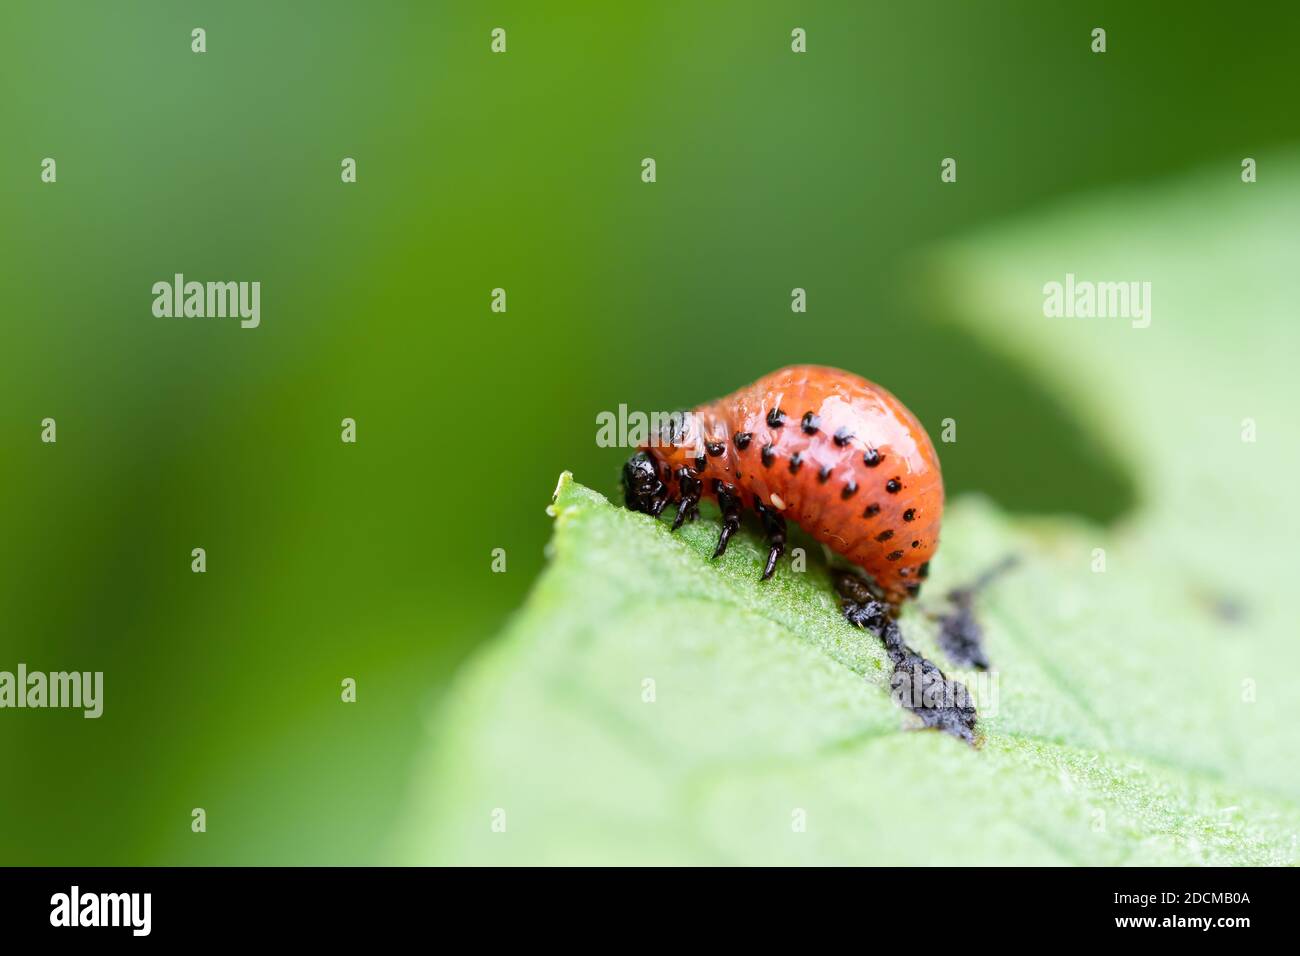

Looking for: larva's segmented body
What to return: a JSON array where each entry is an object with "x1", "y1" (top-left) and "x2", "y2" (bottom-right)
[{"x1": 623, "y1": 365, "x2": 943, "y2": 605}]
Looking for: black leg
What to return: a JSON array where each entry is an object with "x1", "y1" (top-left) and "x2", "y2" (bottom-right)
[
  {"x1": 671, "y1": 468, "x2": 700, "y2": 531},
  {"x1": 711, "y1": 483, "x2": 742, "y2": 558},
  {"x1": 649, "y1": 489, "x2": 670, "y2": 517},
  {"x1": 754, "y1": 500, "x2": 786, "y2": 580}
]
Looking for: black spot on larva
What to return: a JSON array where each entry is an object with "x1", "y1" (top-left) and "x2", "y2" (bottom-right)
[
  {"x1": 875, "y1": 530, "x2": 894, "y2": 542},
  {"x1": 733, "y1": 431, "x2": 752, "y2": 450},
  {"x1": 863, "y1": 448, "x2": 882, "y2": 467},
  {"x1": 912, "y1": 540, "x2": 920, "y2": 549},
  {"x1": 767, "y1": 407, "x2": 786, "y2": 428},
  {"x1": 887, "y1": 550, "x2": 904, "y2": 561},
  {"x1": 864, "y1": 503, "x2": 881, "y2": 518},
  {"x1": 818, "y1": 465, "x2": 832, "y2": 483},
  {"x1": 903, "y1": 508, "x2": 917, "y2": 522},
  {"x1": 705, "y1": 441, "x2": 724, "y2": 457},
  {"x1": 841, "y1": 480, "x2": 858, "y2": 500},
  {"x1": 659, "y1": 411, "x2": 691, "y2": 447},
  {"x1": 886, "y1": 478, "x2": 902, "y2": 494},
  {"x1": 788, "y1": 452, "x2": 803, "y2": 474},
  {"x1": 801, "y1": 411, "x2": 820, "y2": 434},
  {"x1": 919, "y1": 561, "x2": 930, "y2": 579},
  {"x1": 833, "y1": 427, "x2": 853, "y2": 447},
  {"x1": 694, "y1": 455, "x2": 707, "y2": 472},
  {"x1": 905, "y1": 582, "x2": 922, "y2": 598},
  {"x1": 761, "y1": 444, "x2": 775, "y2": 467}
]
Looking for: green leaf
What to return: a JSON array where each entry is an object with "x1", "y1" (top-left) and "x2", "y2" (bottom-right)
[{"x1": 401, "y1": 161, "x2": 1300, "y2": 864}]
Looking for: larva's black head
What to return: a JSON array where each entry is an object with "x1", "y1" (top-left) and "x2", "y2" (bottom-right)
[{"x1": 622, "y1": 451, "x2": 665, "y2": 514}]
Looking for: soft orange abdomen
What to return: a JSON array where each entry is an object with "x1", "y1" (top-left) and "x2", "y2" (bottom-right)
[{"x1": 647, "y1": 365, "x2": 943, "y2": 602}]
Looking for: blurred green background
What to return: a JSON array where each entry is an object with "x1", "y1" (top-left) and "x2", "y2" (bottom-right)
[{"x1": 2, "y1": 1, "x2": 1297, "y2": 863}]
